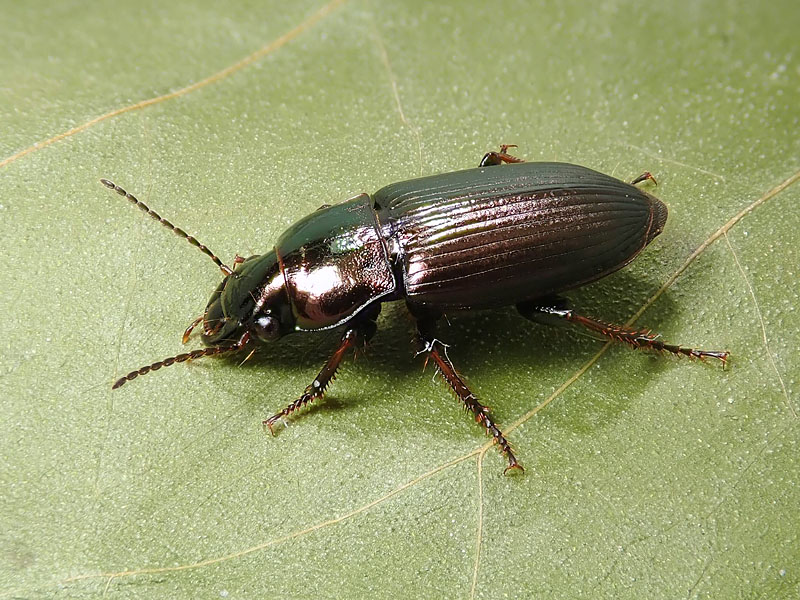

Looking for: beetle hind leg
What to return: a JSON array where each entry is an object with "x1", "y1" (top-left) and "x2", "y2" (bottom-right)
[
  {"x1": 480, "y1": 144, "x2": 525, "y2": 167},
  {"x1": 412, "y1": 311, "x2": 523, "y2": 474},
  {"x1": 630, "y1": 171, "x2": 657, "y2": 186},
  {"x1": 517, "y1": 298, "x2": 729, "y2": 366}
]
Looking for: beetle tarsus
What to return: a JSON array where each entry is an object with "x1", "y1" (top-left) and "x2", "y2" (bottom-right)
[
  {"x1": 264, "y1": 417, "x2": 286, "y2": 436},
  {"x1": 479, "y1": 144, "x2": 525, "y2": 167},
  {"x1": 504, "y1": 461, "x2": 525, "y2": 475},
  {"x1": 413, "y1": 313, "x2": 521, "y2": 474},
  {"x1": 517, "y1": 299, "x2": 729, "y2": 366},
  {"x1": 264, "y1": 385, "x2": 327, "y2": 433}
]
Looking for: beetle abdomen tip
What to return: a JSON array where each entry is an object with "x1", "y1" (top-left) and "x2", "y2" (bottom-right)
[{"x1": 648, "y1": 197, "x2": 669, "y2": 243}]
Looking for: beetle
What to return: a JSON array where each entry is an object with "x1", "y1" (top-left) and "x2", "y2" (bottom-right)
[{"x1": 103, "y1": 146, "x2": 728, "y2": 473}]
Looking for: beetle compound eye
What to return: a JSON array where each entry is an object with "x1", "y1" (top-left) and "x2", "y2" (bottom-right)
[{"x1": 254, "y1": 315, "x2": 281, "y2": 342}]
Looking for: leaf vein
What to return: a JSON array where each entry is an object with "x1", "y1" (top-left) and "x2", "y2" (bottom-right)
[
  {"x1": 54, "y1": 166, "x2": 800, "y2": 596},
  {"x1": 0, "y1": 0, "x2": 348, "y2": 170}
]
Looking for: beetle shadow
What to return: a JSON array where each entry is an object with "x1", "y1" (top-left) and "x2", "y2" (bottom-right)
[{"x1": 236, "y1": 269, "x2": 686, "y2": 435}]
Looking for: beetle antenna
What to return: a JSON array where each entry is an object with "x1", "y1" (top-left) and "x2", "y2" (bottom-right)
[
  {"x1": 100, "y1": 179, "x2": 233, "y2": 276},
  {"x1": 112, "y1": 333, "x2": 250, "y2": 389}
]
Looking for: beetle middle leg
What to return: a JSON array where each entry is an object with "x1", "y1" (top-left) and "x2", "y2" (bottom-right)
[
  {"x1": 517, "y1": 297, "x2": 729, "y2": 365},
  {"x1": 410, "y1": 305, "x2": 523, "y2": 474},
  {"x1": 263, "y1": 306, "x2": 380, "y2": 434}
]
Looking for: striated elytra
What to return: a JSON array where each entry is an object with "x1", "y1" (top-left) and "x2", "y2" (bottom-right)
[{"x1": 103, "y1": 147, "x2": 727, "y2": 473}]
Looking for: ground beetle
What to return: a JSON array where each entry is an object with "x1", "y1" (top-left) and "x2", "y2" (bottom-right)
[{"x1": 103, "y1": 146, "x2": 728, "y2": 473}]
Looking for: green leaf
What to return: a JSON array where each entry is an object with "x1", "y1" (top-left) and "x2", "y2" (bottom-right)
[{"x1": 2, "y1": 1, "x2": 798, "y2": 598}]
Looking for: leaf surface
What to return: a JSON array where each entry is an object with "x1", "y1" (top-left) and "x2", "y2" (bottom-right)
[{"x1": 2, "y1": 1, "x2": 798, "y2": 598}]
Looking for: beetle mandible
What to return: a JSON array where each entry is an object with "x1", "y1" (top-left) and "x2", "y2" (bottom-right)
[{"x1": 103, "y1": 146, "x2": 729, "y2": 473}]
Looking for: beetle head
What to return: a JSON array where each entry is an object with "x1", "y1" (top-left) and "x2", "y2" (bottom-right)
[
  {"x1": 201, "y1": 251, "x2": 295, "y2": 346},
  {"x1": 103, "y1": 178, "x2": 302, "y2": 390}
]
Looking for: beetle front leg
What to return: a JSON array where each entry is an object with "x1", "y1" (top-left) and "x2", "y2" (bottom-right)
[
  {"x1": 517, "y1": 298, "x2": 729, "y2": 365},
  {"x1": 411, "y1": 309, "x2": 523, "y2": 474},
  {"x1": 264, "y1": 310, "x2": 379, "y2": 434}
]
